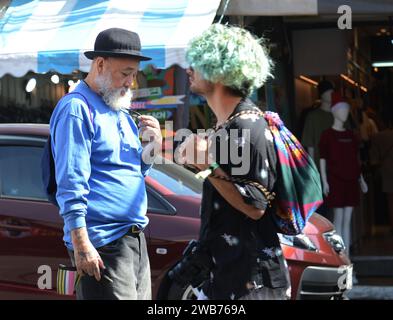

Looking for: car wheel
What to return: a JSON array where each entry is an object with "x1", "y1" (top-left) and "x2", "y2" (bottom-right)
[{"x1": 166, "y1": 281, "x2": 202, "y2": 300}]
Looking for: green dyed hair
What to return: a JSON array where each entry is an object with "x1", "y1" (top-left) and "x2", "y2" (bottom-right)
[{"x1": 186, "y1": 24, "x2": 273, "y2": 97}]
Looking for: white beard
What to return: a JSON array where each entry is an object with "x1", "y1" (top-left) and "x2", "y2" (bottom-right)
[{"x1": 95, "y1": 73, "x2": 133, "y2": 111}]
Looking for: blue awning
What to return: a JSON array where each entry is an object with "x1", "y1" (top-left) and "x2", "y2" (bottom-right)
[{"x1": 0, "y1": 0, "x2": 220, "y2": 77}]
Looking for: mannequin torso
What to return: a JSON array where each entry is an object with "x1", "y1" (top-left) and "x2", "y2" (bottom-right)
[
  {"x1": 320, "y1": 103, "x2": 368, "y2": 196},
  {"x1": 319, "y1": 95, "x2": 367, "y2": 256},
  {"x1": 302, "y1": 89, "x2": 334, "y2": 168}
]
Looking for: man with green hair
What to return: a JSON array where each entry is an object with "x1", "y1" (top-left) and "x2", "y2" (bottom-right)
[{"x1": 178, "y1": 24, "x2": 291, "y2": 300}]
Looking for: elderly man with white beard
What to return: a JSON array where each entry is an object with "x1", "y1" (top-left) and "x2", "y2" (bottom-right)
[{"x1": 49, "y1": 28, "x2": 162, "y2": 300}]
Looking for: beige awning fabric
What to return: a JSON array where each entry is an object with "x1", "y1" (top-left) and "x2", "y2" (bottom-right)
[
  {"x1": 217, "y1": 0, "x2": 318, "y2": 16},
  {"x1": 217, "y1": 0, "x2": 393, "y2": 16},
  {"x1": 318, "y1": 0, "x2": 393, "y2": 15}
]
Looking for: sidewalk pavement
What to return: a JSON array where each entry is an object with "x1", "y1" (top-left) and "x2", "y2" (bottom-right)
[{"x1": 347, "y1": 285, "x2": 393, "y2": 300}]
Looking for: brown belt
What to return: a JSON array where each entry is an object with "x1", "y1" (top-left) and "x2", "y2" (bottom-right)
[{"x1": 129, "y1": 225, "x2": 142, "y2": 234}]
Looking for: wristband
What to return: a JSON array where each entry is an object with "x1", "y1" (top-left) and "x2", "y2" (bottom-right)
[
  {"x1": 195, "y1": 162, "x2": 220, "y2": 180},
  {"x1": 208, "y1": 162, "x2": 220, "y2": 172}
]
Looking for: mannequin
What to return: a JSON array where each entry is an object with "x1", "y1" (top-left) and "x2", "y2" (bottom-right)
[
  {"x1": 319, "y1": 92, "x2": 368, "y2": 256},
  {"x1": 307, "y1": 89, "x2": 333, "y2": 160},
  {"x1": 301, "y1": 80, "x2": 334, "y2": 170}
]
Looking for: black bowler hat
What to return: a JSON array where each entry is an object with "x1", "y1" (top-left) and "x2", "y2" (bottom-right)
[{"x1": 84, "y1": 28, "x2": 151, "y2": 61}]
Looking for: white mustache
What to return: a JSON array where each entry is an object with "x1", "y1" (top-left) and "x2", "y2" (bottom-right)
[{"x1": 96, "y1": 74, "x2": 133, "y2": 111}]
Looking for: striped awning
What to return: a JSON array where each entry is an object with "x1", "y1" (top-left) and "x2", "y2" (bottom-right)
[{"x1": 0, "y1": 0, "x2": 220, "y2": 77}]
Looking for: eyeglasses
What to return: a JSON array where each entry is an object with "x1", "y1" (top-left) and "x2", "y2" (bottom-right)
[{"x1": 124, "y1": 109, "x2": 142, "y2": 123}]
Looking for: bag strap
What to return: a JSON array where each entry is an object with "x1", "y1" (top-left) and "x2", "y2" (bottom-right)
[
  {"x1": 207, "y1": 107, "x2": 275, "y2": 206},
  {"x1": 213, "y1": 109, "x2": 263, "y2": 131}
]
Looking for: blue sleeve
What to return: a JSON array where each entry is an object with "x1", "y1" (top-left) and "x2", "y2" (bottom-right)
[
  {"x1": 51, "y1": 99, "x2": 94, "y2": 231},
  {"x1": 141, "y1": 158, "x2": 153, "y2": 177}
]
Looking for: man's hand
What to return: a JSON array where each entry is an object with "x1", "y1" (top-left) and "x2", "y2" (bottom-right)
[
  {"x1": 177, "y1": 133, "x2": 212, "y2": 171},
  {"x1": 71, "y1": 228, "x2": 105, "y2": 281},
  {"x1": 178, "y1": 135, "x2": 265, "y2": 220},
  {"x1": 138, "y1": 115, "x2": 162, "y2": 164},
  {"x1": 138, "y1": 115, "x2": 163, "y2": 147}
]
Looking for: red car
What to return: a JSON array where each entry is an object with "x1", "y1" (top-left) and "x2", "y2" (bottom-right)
[{"x1": 0, "y1": 123, "x2": 352, "y2": 300}]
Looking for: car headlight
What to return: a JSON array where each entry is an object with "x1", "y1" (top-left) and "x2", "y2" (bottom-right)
[
  {"x1": 278, "y1": 233, "x2": 317, "y2": 252},
  {"x1": 323, "y1": 231, "x2": 346, "y2": 253}
]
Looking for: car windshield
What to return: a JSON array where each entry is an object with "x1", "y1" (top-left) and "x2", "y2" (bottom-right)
[{"x1": 149, "y1": 158, "x2": 202, "y2": 196}]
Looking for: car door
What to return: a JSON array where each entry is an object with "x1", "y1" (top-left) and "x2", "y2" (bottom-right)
[
  {"x1": 145, "y1": 185, "x2": 182, "y2": 298},
  {"x1": 0, "y1": 135, "x2": 70, "y2": 299}
]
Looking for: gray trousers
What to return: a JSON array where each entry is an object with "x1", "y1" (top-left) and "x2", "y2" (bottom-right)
[
  {"x1": 238, "y1": 286, "x2": 291, "y2": 300},
  {"x1": 197, "y1": 286, "x2": 291, "y2": 300},
  {"x1": 69, "y1": 230, "x2": 151, "y2": 300}
]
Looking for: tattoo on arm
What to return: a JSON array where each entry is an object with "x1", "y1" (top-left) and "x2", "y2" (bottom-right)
[
  {"x1": 77, "y1": 251, "x2": 93, "y2": 261},
  {"x1": 71, "y1": 227, "x2": 88, "y2": 242},
  {"x1": 74, "y1": 229, "x2": 84, "y2": 241},
  {"x1": 71, "y1": 227, "x2": 91, "y2": 253}
]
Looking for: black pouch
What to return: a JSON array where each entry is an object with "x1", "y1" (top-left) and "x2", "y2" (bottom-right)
[
  {"x1": 251, "y1": 255, "x2": 289, "y2": 289},
  {"x1": 168, "y1": 240, "x2": 214, "y2": 289}
]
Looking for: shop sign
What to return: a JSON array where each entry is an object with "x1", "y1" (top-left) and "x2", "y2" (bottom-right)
[
  {"x1": 141, "y1": 110, "x2": 173, "y2": 121},
  {"x1": 132, "y1": 87, "x2": 162, "y2": 99},
  {"x1": 131, "y1": 95, "x2": 185, "y2": 110}
]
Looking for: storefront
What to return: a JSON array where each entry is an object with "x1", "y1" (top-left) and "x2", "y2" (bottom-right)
[
  {"x1": 220, "y1": 1, "x2": 393, "y2": 253},
  {"x1": 289, "y1": 19, "x2": 393, "y2": 253}
]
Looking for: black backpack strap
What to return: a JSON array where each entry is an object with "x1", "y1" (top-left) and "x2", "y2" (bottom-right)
[
  {"x1": 205, "y1": 107, "x2": 275, "y2": 206},
  {"x1": 213, "y1": 109, "x2": 264, "y2": 131}
]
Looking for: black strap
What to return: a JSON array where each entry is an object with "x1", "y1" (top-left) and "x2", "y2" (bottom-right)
[
  {"x1": 213, "y1": 105, "x2": 262, "y2": 131},
  {"x1": 206, "y1": 108, "x2": 275, "y2": 206}
]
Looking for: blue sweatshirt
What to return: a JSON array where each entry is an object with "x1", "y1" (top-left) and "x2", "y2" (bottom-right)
[{"x1": 50, "y1": 81, "x2": 151, "y2": 250}]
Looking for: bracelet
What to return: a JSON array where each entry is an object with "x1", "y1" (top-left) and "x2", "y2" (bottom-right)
[
  {"x1": 195, "y1": 162, "x2": 220, "y2": 180},
  {"x1": 208, "y1": 162, "x2": 220, "y2": 172}
]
